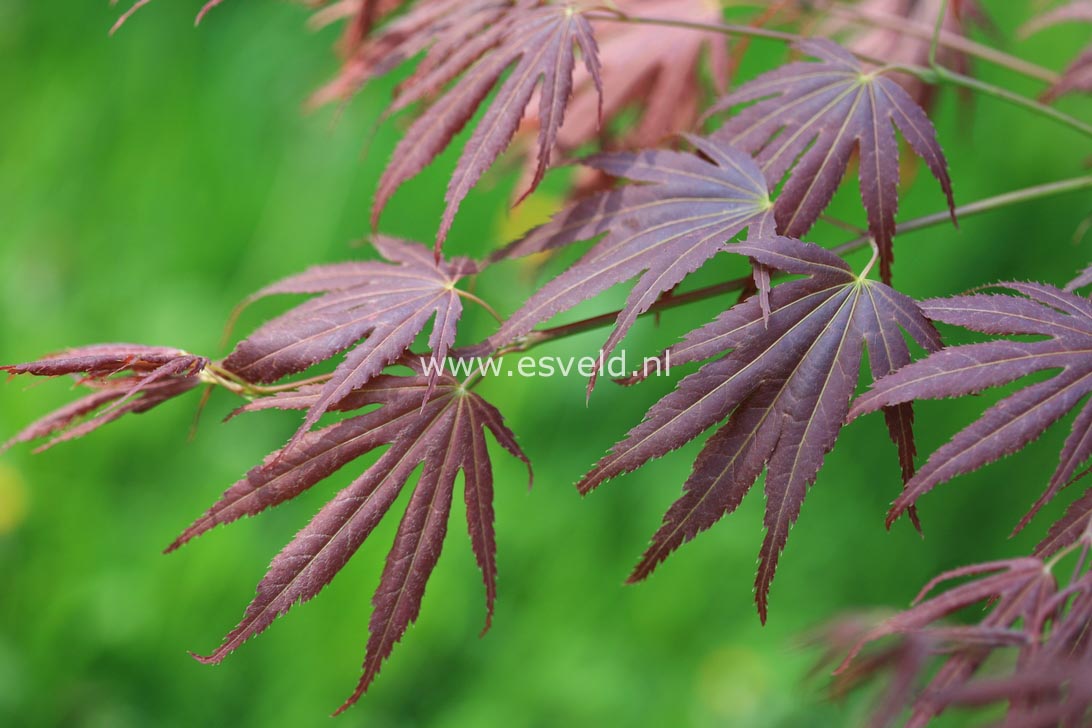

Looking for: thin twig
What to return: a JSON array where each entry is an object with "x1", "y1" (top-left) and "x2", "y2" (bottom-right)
[
  {"x1": 200, "y1": 177, "x2": 1092, "y2": 387},
  {"x1": 524, "y1": 175, "x2": 1092, "y2": 352},
  {"x1": 923, "y1": 64, "x2": 1092, "y2": 138},
  {"x1": 826, "y1": 1, "x2": 1059, "y2": 85},
  {"x1": 928, "y1": 0, "x2": 950, "y2": 69},
  {"x1": 588, "y1": 11, "x2": 1092, "y2": 139}
]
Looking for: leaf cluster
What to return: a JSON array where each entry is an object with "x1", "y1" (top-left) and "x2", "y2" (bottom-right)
[{"x1": 4, "y1": 0, "x2": 1092, "y2": 720}]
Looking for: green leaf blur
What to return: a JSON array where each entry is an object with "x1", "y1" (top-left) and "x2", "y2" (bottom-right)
[{"x1": 0, "y1": 1, "x2": 1089, "y2": 726}]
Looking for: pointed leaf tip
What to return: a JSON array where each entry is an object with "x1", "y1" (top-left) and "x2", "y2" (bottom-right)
[
  {"x1": 185, "y1": 369, "x2": 526, "y2": 702},
  {"x1": 223, "y1": 238, "x2": 464, "y2": 446},
  {"x1": 577, "y1": 238, "x2": 938, "y2": 618},
  {"x1": 488, "y1": 136, "x2": 771, "y2": 391},
  {"x1": 861, "y1": 282, "x2": 1092, "y2": 532},
  {"x1": 711, "y1": 40, "x2": 954, "y2": 283}
]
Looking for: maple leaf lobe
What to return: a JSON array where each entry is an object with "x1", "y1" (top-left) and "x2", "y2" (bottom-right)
[
  {"x1": 576, "y1": 237, "x2": 940, "y2": 620},
  {"x1": 177, "y1": 362, "x2": 529, "y2": 711},
  {"x1": 223, "y1": 237, "x2": 469, "y2": 445},
  {"x1": 851, "y1": 282, "x2": 1092, "y2": 532},
  {"x1": 711, "y1": 38, "x2": 956, "y2": 283}
]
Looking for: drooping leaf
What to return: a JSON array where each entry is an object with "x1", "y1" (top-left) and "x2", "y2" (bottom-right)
[
  {"x1": 2, "y1": 345, "x2": 207, "y2": 452},
  {"x1": 825, "y1": 564, "x2": 1092, "y2": 727},
  {"x1": 1068, "y1": 260, "x2": 1092, "y2": 292},
  {"x1": 842, "y1": 559, "x2": 1054, "y2": 664},
  {"x1": 310, "y1": 0, "x2": 408, "y2": 53},
  {"x1": 1022, "y1": 0, "x2": 1092, "y2": 37},
  {"x1": 817, "y1": 0, "x2": 989, "y2": 109},
  {"x1": 1037, "y1": 485, "x2": 1092, "y2": 558},
  {"x1": 837, "y1": 558, "x2": 1058, "y2": 727},
  {"x1": 850, "y1": 282, "x2": 1092, "y2": 532},
  {"x1": 814, "y1": 615, "x2": 1026, "y2": 728},
  {"x1": 530, "y1": 0, "x2": 730, "y2": 152},
  {"x1": 182, "y1": 360, "x2": 530, "y2": 712},
  {"x1": 576, "y1": 237, "x2": 941, "y2": 620},
  {"x1": 814, "y1": 615, "x2": 934, "y2": 728},
  {"x1": 709, "y1": 38, "x2": 956, "y2": 283},
  {"x1": 3, "y1": 344, "x2": 203, "y2": 378},
  {"x1": 313, "y1": 0, "x2": 507, "y2": 102},
  {"x1": 110, "y1": 0, "x2": 226, "y2": 33},
  {"x1": 1021, "y1": 1, "x2": 1092, "y2": 101},
  {"x1": 1045, "y1": 46, "x2": 1092, "y2": 102},
  {"x1": 223, "y1": 236, "x2": 473, "y2": 444},
  {"x1": 487, "y1": 135, "x2": 774, "y2": 394},
  {"x1": 832, "y1": 563, "x2": 1092, "y2": 727},
  {"x1": 942, "y1": 657, "x2": 1092, "y2": 728},
  {"x1": 320, "y1": 0, "x2": 602, "y2": 253}
]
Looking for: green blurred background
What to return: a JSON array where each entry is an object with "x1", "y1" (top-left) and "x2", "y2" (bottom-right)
[{"x1": 1, "y1": 2, "x2": 1090, "y2": 726}]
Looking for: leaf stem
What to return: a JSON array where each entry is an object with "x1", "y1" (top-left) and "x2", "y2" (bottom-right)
[
  {"x1": 456, "y1": 288, "x2": 504, "y2": 324},
  {"x1": 859, "y1": 240, "x2": 880, "y2": 281},
  {"x1": 1046, "y1": 537, "x2": 1089, "y2": 572},
  {"x1": 1071, "y1": 542, "x2": 1090, "y2": 583},
  {"x1": 928, "y1": 0, "x2": 950, "y2": 69},
  {"x1": 202, "y1": 364, "x2": 333, "y2": 398}
]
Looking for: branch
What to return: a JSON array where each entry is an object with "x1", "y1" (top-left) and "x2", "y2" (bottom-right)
[
  {"x1": 917, "y1": 64, "x2": 1092, "y2": 138},
  {"x1": 585, "y1": 10, "x2": 890, "y2": 63},
  {"x1": 201, "y1": 175, "x2": 1092, "y2": 390},
  {"x1": 515, "y1": 174, "x2": 1092, "y2": 353},
  {"x1": 585, "y1": 7, "x2": 799, "y2": 44},
  {"x1": 844, "y1": 174, "x2": 1092, "y2": 244},
  {"x1": 587, "y1": 10, "x2": 1092, "y2": 139},
  {"x1": 824, "y1": 1, "x2": 1060, "y2": 85}
]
